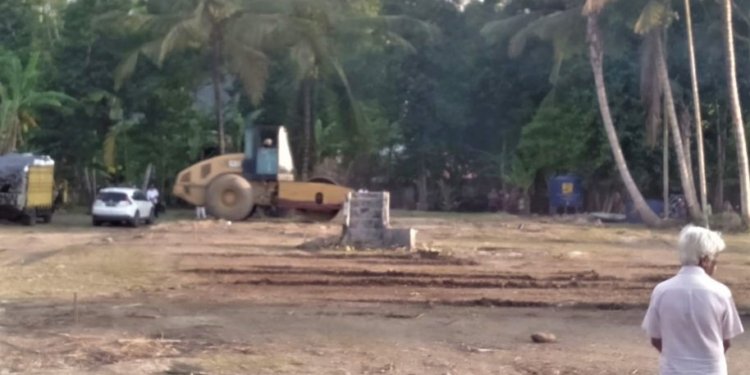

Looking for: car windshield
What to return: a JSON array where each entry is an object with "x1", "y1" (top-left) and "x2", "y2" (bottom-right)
[{"x1": 97, "y1": 192, "x2": 128, "y2": 202}]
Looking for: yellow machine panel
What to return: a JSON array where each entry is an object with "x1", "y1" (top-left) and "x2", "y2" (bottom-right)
[
  {"x1": 277, "y1": 181, "x2": 351, "y2": 211},
  {"x1": 26, "y1": 165, "x2": 55, "y2": 208}
]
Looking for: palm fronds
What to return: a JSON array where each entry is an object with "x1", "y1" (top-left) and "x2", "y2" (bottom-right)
[
  {"x1": 480, "y1": 11, "x2": 541, "y2": 47},
  {"x1": 635, "y1": 0, "x2": 673, "y2": 35},
  {"x1": 0, "y1": 50, "x2": 73, "y2": 153},
  {"x1": 482, "y1": 7, "x2": 584, "y2": 84}
]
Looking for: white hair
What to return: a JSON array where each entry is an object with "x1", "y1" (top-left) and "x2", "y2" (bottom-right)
[{"x1": 678, "y1": 225, "x2": 726, "y2": 266}]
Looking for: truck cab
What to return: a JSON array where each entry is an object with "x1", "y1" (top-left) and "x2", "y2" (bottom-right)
[{"x1": 0, "y1": 154, "x2": 57, "y2": 225}]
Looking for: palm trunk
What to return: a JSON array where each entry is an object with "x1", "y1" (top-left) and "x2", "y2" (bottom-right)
[
  {"x1": 714, "y1": 121, "x2": 726, "y2": 212},
  {"x1": 211, "y1": 27, "x2": 226, "y2": 155},
  {"x1": 656, "y1": 34, "x2": 702, "y2": 222},
  {"x1": 520, "y1": 188, "x2": 531, "y2": 216},
  {"x1": 663, "y1": 115, "x2": 669, "y2": 219},
  {"x1": 685, "y1": 0, "x2": 709, "y2": 225},
  {"x1": 586, "y1": 15, "x2": 662, "y2": 227},
  {"x1": 416, "y1": 169, "x2": 428, "y2": 211},
  {"x1": 680, "y1": 108, "x2": 694, "y2": 181},
  {"x1": 2, "y1": 114, "x2": 20, "y2": 153},
  {"x1": 301, "y1": 79, "x2": 314, "y2": 180},
  {"x1": 723, "y1": 0, "x2": 750, "y2": 224}
]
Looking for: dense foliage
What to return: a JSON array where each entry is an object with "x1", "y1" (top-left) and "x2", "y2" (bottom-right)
[{"x1": 2, "y1": 0, "x2": 750, "y2": 216}]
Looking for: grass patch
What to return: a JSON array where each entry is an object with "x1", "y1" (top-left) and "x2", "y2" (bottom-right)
[
  {"x1": 198, "y1": 353, "x2": 304, "y2": 374},
  {"x1": 392, "y1": 210, "x2": 513, "y2": 221},
  {"x1": 0, "y1": 246, "x2": 172, "y2": 299}
]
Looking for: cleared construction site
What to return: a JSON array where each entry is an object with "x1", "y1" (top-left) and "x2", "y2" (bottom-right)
[{"x1": 0, "y1": 212, "x2": 748, "y2": 374}]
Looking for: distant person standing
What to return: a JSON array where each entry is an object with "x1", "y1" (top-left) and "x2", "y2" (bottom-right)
[
  {"x1": 146, "y1": 184, "x2": 160, "y2": 218},
  {"x1": 487, "y1": 188, "x2": 500, "y2": 212},
  {"x1": 195, "y1": 206, "x2": 207, "y2": 220},
  {"x1": 642, "y1": 225, "x2": 744, "y2": 375}
]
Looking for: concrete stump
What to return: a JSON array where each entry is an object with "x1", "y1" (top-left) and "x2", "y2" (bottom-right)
[{"x1": 341, "y1": 191, "x2": 416, "y2": 249}]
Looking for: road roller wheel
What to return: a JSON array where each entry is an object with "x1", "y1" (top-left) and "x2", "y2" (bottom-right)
[
  {"x1": 296, "y1": 176, "x2": 341, "y2": 222},
  {"x1": 206, "y1": 174, "x2": 254, "y2": 221}
]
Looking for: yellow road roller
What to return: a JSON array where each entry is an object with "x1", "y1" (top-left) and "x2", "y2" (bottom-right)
[{"x1": 172, "y1": 125, "x2": 352, "y2": 221}]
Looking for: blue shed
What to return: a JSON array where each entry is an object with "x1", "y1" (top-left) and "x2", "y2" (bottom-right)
[{"x1": 548, "y1": 175, "x2": 584, "y2": 215}]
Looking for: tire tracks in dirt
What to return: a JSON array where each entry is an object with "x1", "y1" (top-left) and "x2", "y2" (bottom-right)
[{"x1": 175, "y1": 252, "x2": 658, "y2": 307}]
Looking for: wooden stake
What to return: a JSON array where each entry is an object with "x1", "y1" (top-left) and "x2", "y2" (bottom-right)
[{"x1": 73, "y1": 292, "x2": 79, "y2": 324}]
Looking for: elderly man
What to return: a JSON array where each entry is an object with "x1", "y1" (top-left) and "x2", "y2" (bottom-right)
[{"x1": 642, "y1": 225, "x2": 744, "y2": 375}]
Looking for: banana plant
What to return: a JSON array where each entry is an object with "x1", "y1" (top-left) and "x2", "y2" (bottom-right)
[
  {"x1": 0, "y1": 50, "x2": 73, "y2": 154},
  {"x1": 82, "y1": 90, "x2": 139, "y2": 175}
]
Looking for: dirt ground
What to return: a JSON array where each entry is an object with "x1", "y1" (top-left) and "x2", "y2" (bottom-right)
[{"x1": 1, "y1": 212, "x2": 749, "y2": 374}]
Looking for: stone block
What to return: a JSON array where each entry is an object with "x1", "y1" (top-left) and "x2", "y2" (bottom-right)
[
  {"x1": 341, "y1": 191, "x2": 416, "y2": 250},
  {"x1": 384, "y1": 228, "x2": 418, "y2": 250}
]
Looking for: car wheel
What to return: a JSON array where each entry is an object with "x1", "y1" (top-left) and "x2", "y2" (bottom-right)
[
  {"x1": 145, "y1": 208, "x2": 155, "y2": 225},
  {"x1": 92, "y1": 217, "x2": 103, "y2": 227},
  {"x1": 130, "y1": 211, "x2": 141, "y2": 228}
]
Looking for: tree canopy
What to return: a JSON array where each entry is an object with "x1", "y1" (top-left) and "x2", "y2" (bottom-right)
[{"x1": 3, "y1": 0, "x2": 750, "y2": 220}]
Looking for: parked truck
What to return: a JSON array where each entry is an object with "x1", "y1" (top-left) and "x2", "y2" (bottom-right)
[{"x1": 0, "y1": 154, "x2": 58, "y2": 225}]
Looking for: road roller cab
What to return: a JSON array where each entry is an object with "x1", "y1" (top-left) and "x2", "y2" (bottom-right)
[{"x1": 242, "y1": 125, "x2": 295, "y2": 182}]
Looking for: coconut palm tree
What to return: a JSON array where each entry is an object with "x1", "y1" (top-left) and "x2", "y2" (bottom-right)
[
  {"x1": 108, "y1": 0, "x2": 285, "y2": 154},
  {"x1": 584, "y1": 0, "x2": 704, "y2": 221},
  {"x1": 0, "y1": 50, "x2": 72, "y2": 153},
  {"x1": 683, "y1": 0, "x2": 708, "y2": 225},
  {"x1": 278, "y1": 0, "x2": 437, "y2": 179},
  {"x1": 657, "y1": 33, "x2": 702, "y2": 221},
  {"x1": 583, "y1": 3, "x2": 662, "y2": 226},
  {"x1": 634, "y1": 0, "x2": 703, "y2": 223},
  {"x1": 481, "y1": 0, "x2": 663, "y2": 226},
  {"x1": 280, "y1": 1, "x2": 358, "y2": 179},
  {"x1": 722, "y1": 0, "x2": 750, "y2": 224}
]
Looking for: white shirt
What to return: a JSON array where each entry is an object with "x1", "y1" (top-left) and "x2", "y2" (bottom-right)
[
  {"x1": 146, "y1": 188, "x2": 159, "y2": 203},
  {"x1": 642, "y1": 266, "x2": 744, "y2": 375}
]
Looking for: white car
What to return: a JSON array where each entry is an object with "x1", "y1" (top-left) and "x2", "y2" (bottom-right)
[{"x1": 91, "y1": 187, "x2": 155, "y2": 227}]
